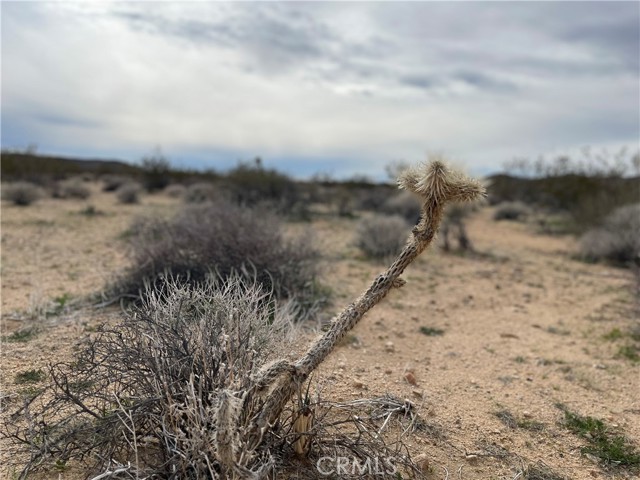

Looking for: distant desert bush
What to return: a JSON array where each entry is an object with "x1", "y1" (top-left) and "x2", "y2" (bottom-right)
[
  {"x1": 356, "y1": 214, "x2": 408, "y2": 259},
  {"x1": 2, "y1": 181, "x2": 43, "y2": 206},
  {"x1": 580, "y1": 203, "x2": 640, "y2": 266},
  {"x1": 54, "y1": 179, "x2": 91, "y2": 199},
  {"x1": 183, "y1": 182, "x2": 218, "y2": 203},
  {"x1": 101, "y1": 174, "x2": 128, "y2": 192},
  {"x1": 493, "y1": 201, "x2": 531, "y2": 221},
  {"x1": 141, "y1": 149, "x2": 171, "y2": 192},
  {"x1": 164, "y1": 183, "x2": 186, "y2": 198},
  {"x1": 112, "y1": 199, "x2": 324, "y2": 314},
  {"x1": 116, "y1": 183, "x2": 142, "y2": 204},
  {"x1": 381, "y1": 191, "x2": 421, "y2": 222},
  {"x1": 441, "y1": 202, "x2": 479, "y2": 251}
]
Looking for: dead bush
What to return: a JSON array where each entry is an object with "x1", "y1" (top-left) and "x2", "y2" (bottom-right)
[
  {"x1": 580, "y1": 203, "x2": 640, "y2": 266},
  {"x1": 356, "y1": 215, "x2": 408, "y2": 259},
  {"x1": 116, "y1": 182, "x2": 142, "y2": 204},
  {"x1": 1, "y1": 181, "x2": 43, "y2": 206},
  {"x1": 111, "y1": 199, "x2": 324, "y2": 315},
  {"x1": 493, "y1": 201, "x2": 531, "y2": 221}
]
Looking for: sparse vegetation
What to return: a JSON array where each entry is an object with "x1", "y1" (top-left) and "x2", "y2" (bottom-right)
[
  {"x1": 183, "y1": 181, "x2": 218, "y2": 203},
  {"x1": 141, "y1": 148, "x2": 171, "y2": 192},
  {"x1": 3, "y1": 328, "x2": 38, "y2": 343},
  {"x1": 54, "y1": 179, "x2": 91, "y2": 199},
  {"x1": 419, "y1": 326, "x2": 445, "y2": 336},
  {"x1": 558, "y1": 404, "x2": 640, "y2": 467},
  {"x1": 355, "y1": 214, "x2": 408, "y2": 259},
  {"x1": 2, "y1": 181, "x2": 42, "y2": 206},
  {"x1": 14, "y1": 369, "x2": 45, "y2": 385},
  {"x1": 381, "y1": 191, "x2": 421, "y2": 222}
]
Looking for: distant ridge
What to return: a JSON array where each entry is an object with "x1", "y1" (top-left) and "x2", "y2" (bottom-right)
[{"x1": 1, "y1": 152, "x2": 141, "y2": 180}]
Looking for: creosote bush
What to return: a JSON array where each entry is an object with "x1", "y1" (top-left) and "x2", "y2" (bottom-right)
[
  {"x1": 356, "y1": 214, "x2": 408, "y2": 259},
  {"x1": 54, "y1": 179, "x2": 91, "y2": 199},
  {"x1": 113, "y1": 199, "x2": 324, "y2": 315},
  {"x1": 381, "y1": 190, "x2": 421, "y2": 222},
  {"x1": 184, "y1": 182, "x2": 218, "y2": 203},
  {"x1": 165, "y1": 183, "x2": 186, "y2": 198},
  {"x1": 2, "y1": 181, "x2": 43, "y2": 206},
  {"x1": 580, "y1": 203, "x2": 640, "y2": 266}
]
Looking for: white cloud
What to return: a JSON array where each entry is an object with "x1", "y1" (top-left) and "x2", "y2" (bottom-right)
[{"x1": 2, "y1": 1, "x2": 638, "y2": 179}]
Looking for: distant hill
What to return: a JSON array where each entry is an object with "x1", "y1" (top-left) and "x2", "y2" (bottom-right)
[{"x1": 1, "y1": 151, "x2": 141, "y2": 181}]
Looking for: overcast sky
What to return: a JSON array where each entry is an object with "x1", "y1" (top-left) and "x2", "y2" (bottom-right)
[{"x1": 2, "y1": 1, "x2": 639, "y2": 179}]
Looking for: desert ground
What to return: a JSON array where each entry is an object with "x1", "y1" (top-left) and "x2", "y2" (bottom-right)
[{"x1": 1, "y1": 182, "x2": 638, "y2": 479}]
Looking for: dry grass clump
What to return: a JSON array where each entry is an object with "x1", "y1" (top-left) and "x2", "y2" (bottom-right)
[
  {"x1": 493, "y1": 201, "x2": 531, "y2": 221},
  {"x1": 116, "y1": 182, "x2": 142, "y2": 204},
  {"x1": 580, "y1": 203, "x2": 640, "y2": 266},
  {"x1": 112, "y1": 199, "x2": 324, "y2": 315},
  {"x1": 356, "y1": 215, "x2": 409, "y2": 259},
  {"x1": 1, "y1": 181, "x2": 43, "y2": 206},
  {"x1": 165, "y1": 183, "x2": 186, "y2": 198}
]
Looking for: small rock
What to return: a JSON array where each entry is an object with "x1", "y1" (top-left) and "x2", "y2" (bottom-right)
[
  {"x1": 413, "y1": 453, "x2": 430, "y2": 473},
  {"x1": 384, "y1": 341, "x2": 395, "y2": 353},
  {"x1": 353, "y1": 379, "x2": 365, "y2": 389},
  {"x1": 338, "y1": 362, "x2": 346, "y2": 370},
  {"x1": 384, "y1": 368, "x2": 393, "y2": 375},
  {"x1": 593, "y1": 363, "x2": 606, "y2": 370},
  {"x1": 522, "y1": 411, "x2": 532, "y2": 419},
  {"x1": 412, "y1": 389, "x2": 423, "y2": 398},
  {"x1": 526, "y1": 376, "x2": 533, "y2": 382},
  {"x1": 404, "y1": 371, "x2": 418, "y2": 386}
]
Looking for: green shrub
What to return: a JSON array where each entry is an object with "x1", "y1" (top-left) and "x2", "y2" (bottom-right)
[
  {"x1": 141, "y1": 150, "x2": 171, "y2": 192},
  {"x1": 116, "y1": 183, "x2": 142, "y2": 204},
  {"x1": 493, "y1": 201, "x2": 530, "y2": 221},
  {"x1": 2, "y1": 181, "x2": 42, "y2": 206},
  {"x1": 356, "y1": 215, "x2": 408, "y2": 259},
  {"x1": 580, "y1": 204, "x2": 640, "y2": 266},
  {"x1": 112, "y1": 199, "x2": 324, "y2": 315}
]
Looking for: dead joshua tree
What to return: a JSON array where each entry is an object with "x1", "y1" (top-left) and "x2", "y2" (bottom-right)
[{"x1": 218, "y1": 160, "x2": 485, "y2": 478}]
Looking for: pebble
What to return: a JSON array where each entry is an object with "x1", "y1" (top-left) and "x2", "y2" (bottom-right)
[
  {"x1": 353, "y1": 379, "x2": 365, "y2": 389},
  {"x1": 522, "y1": 411, "x2": 532, "y2": 418},
  {"x1": 413, "y1": 453, "x2": 430, "y2": 473},
  {"x1": 384, "y1": 341, "x2": 395, "y2": 353},
  {"x1": 384, "y1": 368, "x2": 393, "y2": 375},
  {"x1": 412, "y1": 389, "x2": 423, "y2": 398},
  {"x1": 404, "y1": 371, "x2": 418, "y2": 386}
]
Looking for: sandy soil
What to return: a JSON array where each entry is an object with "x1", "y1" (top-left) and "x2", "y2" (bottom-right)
[{"x1": 1, "y1": 183, "x2": 638, "y2": 479}]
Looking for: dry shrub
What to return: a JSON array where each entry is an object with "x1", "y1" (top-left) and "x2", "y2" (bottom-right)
[
  {"x1": 493, "y1": 201, "x2": 531, "y2": 221},
  {"x1": 356, "y1": 215, "x2": 408, "y2": 259},
  {"x1": 116, "y1": 182, "x2": 142, "y2": 204},
  {"x1": 184, "y1": 182, "x2": 218, "y2": 203},
  {"x1": 381, "y1": 191, "x2": 421, "y2": 222},
  {"x1": 3, "y1": 278, "x2": 424, "y2": 479},
  {"x1": 1, "y1": 181, "x2": 43, "y2": 206},
  {"x1": 112, "y1": 199, "x2": 324, "y2": 315},
  {"x1": 3, "y1": 277, "x2": 295, "y2": 478},
  {"x1": 440, "y1": 202, "x2": 479, "y2": 252},
  {"x1": 165, "y1": 183, "x2": 186, "y2": 198},
  {"x1": 580, "y1": 203, "x2": 640, "y2": 266},
  {"x1": 102, "y1": 174, "x2": 128, "y2": 192},
  {"x1": 54, "y1": 179, "x2": 91, "y2": 199}
]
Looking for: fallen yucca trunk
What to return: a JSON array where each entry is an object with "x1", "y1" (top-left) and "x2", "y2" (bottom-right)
[{"x1": 5, "y1": 160, "x2": 484, "y2": 479}]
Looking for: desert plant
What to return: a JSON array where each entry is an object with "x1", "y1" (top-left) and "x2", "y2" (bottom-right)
[
  {"x1": 579, "y1": 203, "x2": 640, "y2": 266},
  {"x1": 381, "y1": 190, "x2": 421, "y2": 222},
  {"x1": 356, "y1": 215, "x2": 409, "y2": 259},
  {"x1": 54, "y1": 179, "x2": 91, "y2": 199},
  {"x1": 111, "y1": 199, "x2": 323, "y2": 314},
  {"x1": 1, "y1": 181, "x2": 42, "y2": 206},
  {"x1": 141, "y1": 149, "x2": 171, "y2": 192},
  {"x1": 493, "y1": 201, "x2": 531, "y2": 221},
  {"x1": 184, "y1": 182, "x2": 218, "y2": 203},
  {"x1": 101, "y1": 174, "x2": 128, "y2": 192},
  {"x1": 116, "y1": 182, "x2": 142, "y2": 204},
  {"x1": 164, "y1": 183, "x2": 186, "y2": 198},
  {"x1": 440, "y1": 201, "x2": 479, "y2": 251}
]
